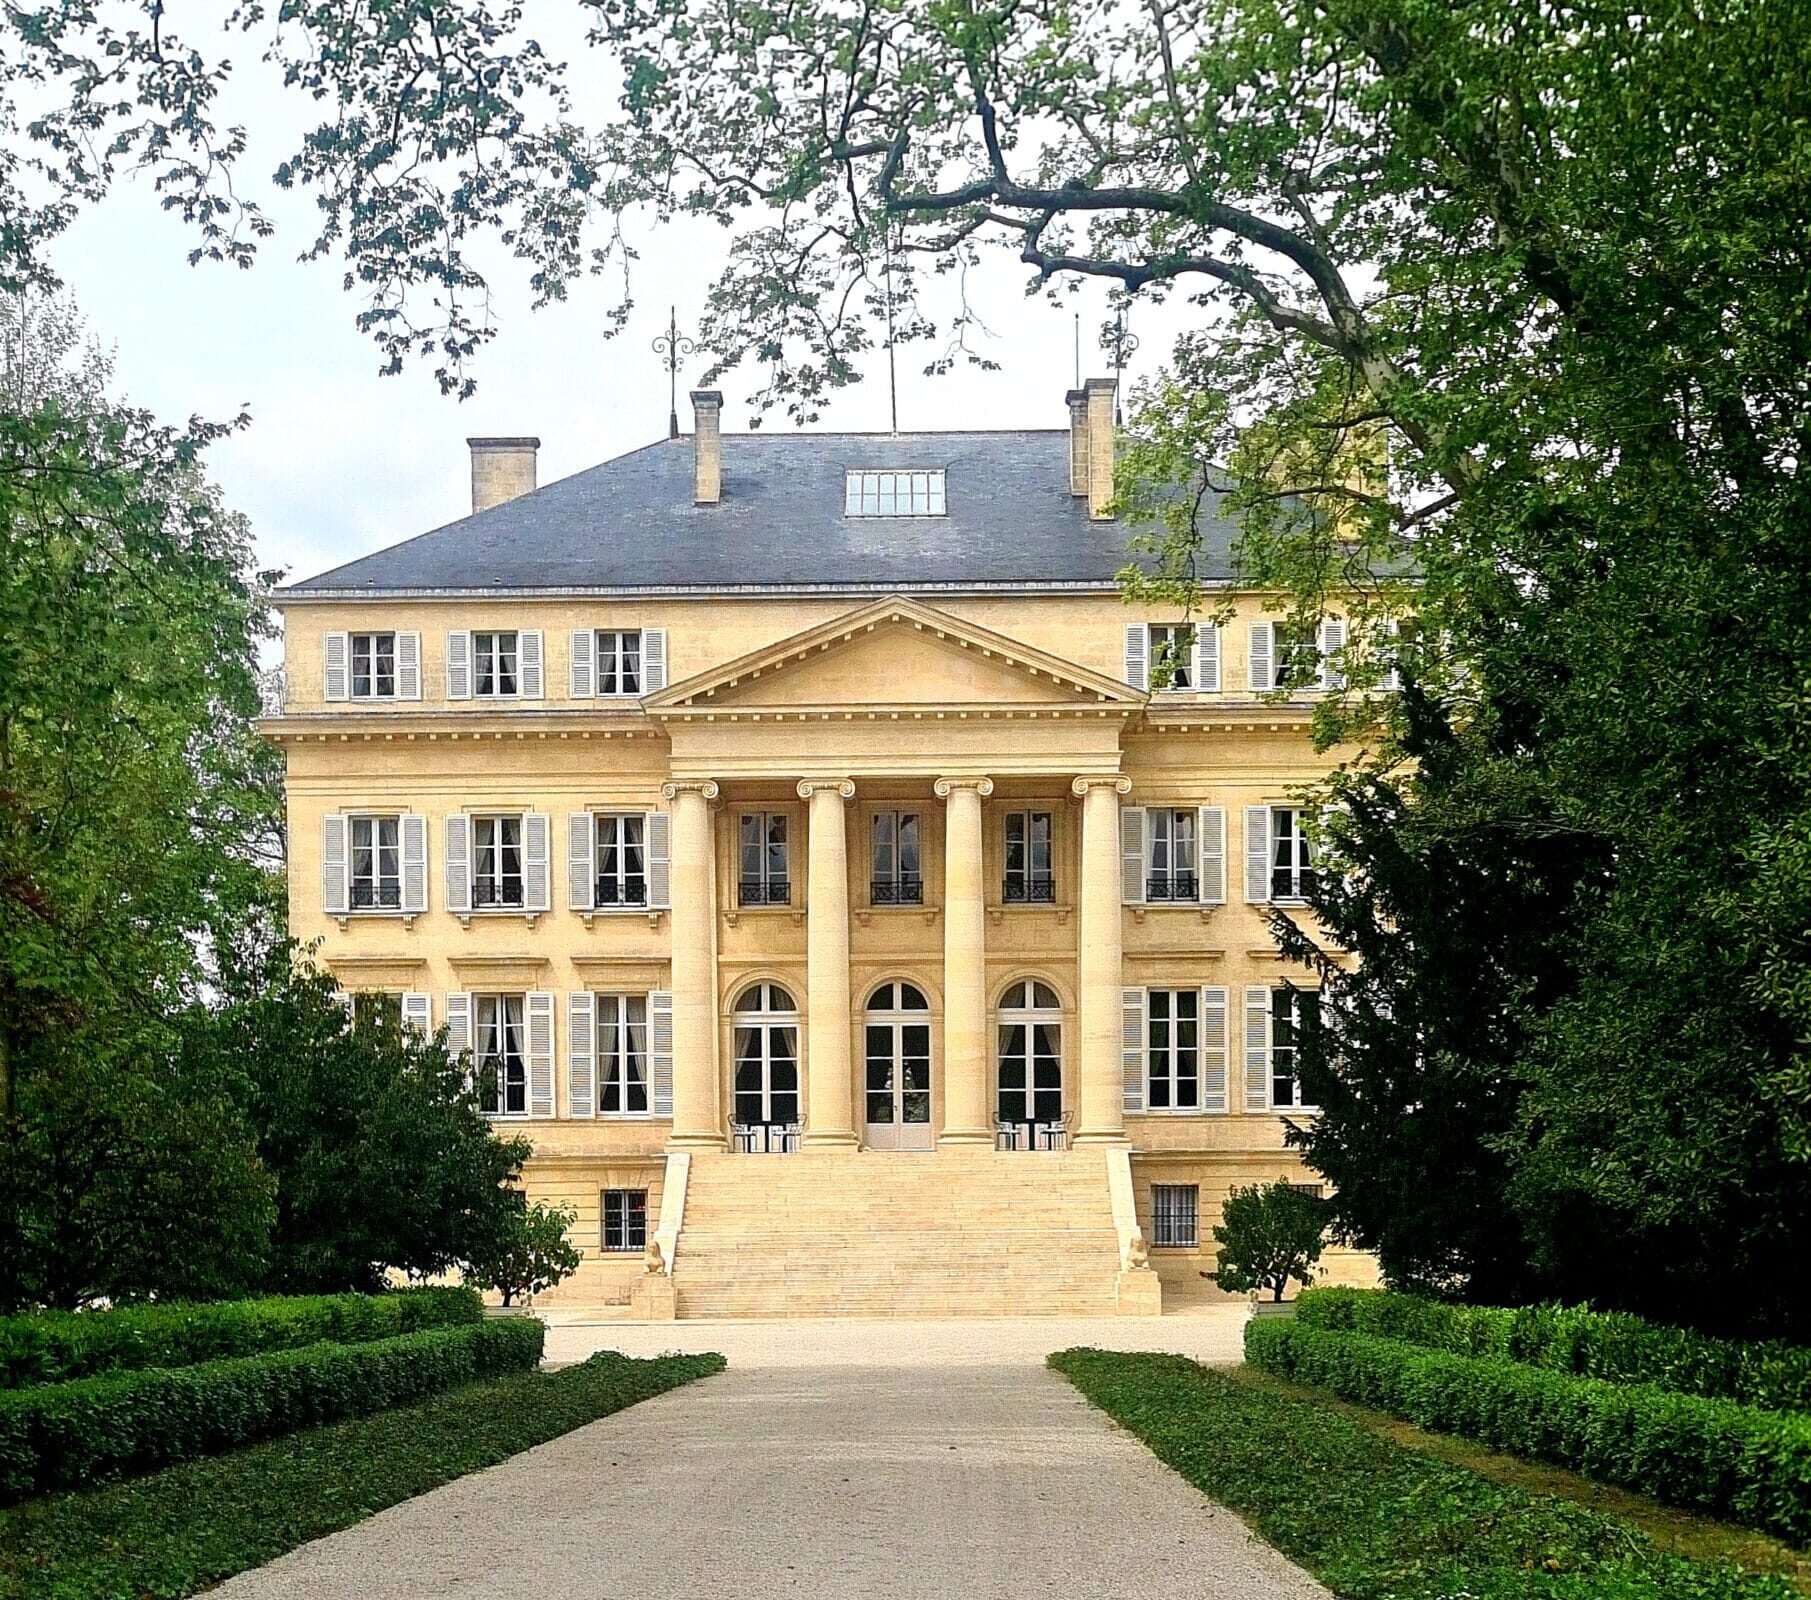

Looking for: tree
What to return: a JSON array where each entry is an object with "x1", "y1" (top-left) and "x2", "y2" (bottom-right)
[
  {"x1": 465, "y1": 1200, "x2": 583, "y2": 1308},
  {"x1": 1212, "y1": 1182, "x2": 1330, "y2": 1303}
]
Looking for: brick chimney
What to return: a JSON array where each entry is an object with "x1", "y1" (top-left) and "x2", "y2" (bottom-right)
[
  {"x1": 1066, "y1": 388, "x2": 1090, "y2": 497},
  {"x1": 467, "y1": 436, "x2": 539, "y2": 515},
  {"x1": 1084, "y1": 377, "x2": 1116, "y2": 519},
  {"x1": 691, "y1": 389, "x2": 722, "y2": 504}
]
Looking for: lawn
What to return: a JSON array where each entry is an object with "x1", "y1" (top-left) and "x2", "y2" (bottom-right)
[
  {"x1": 0, "y1": 1349, "x2": 723, "y2": 1600},
  {"x1": 1051, "y1": 1348, "x2": 1802, "y2": 1600}
]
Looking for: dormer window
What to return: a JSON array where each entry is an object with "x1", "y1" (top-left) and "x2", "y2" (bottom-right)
[{"x1": 845, "y1": 470, "x2": 946, "y2": 517}]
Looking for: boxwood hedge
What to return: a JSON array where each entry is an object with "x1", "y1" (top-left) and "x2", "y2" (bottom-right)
[
  {"x1": 1295, "y1": 1288, "x2": 1811, "y2": 1413},
  {"x1": 0, "y1": 1287, "x2": 482, "y2": 1391},
  {"x1": 0, "y1": 1314, "x2": 541, "y2": 1502},
  {"x1": 1246, "y1": 1318, "x2": 1811, "y2": 1548}
]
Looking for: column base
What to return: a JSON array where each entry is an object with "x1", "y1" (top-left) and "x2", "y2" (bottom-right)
[
  {"x1": 666, "y1": 1132, "x2": 728, "y2": 1152},
  {"x1": 937, "y1": 1128, "x2": 994, "y2": 1148},
  {"x1": 799, "y1": 1129, "x2": 860, "y2": 1149}
]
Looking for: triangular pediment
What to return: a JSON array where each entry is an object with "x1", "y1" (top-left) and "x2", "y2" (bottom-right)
[{"x1": 645, "y1": 597, "x2": 1145, "y2": 716}]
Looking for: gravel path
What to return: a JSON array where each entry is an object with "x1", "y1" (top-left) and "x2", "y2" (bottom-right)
[{"x1": 213, "y1": 1312, "x2": 1324, "y2": 1600}]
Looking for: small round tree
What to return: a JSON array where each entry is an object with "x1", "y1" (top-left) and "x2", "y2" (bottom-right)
[
  {"x1": 1211, "y1": 1181, "x2": 1331, "y2": 1302},
  {"x1": 466, "y1": 1199, "x2": 581, "y2": 1308}
]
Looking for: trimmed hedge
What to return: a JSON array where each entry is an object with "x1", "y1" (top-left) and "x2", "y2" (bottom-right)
[
  {"x1": 0, "y1": 1315, "x2": 542, "y2": 1502},
  {"x1": 1246, "y1": 1318, "x2": 1811, "y2": 1548},
  {"x1": 0, "y1": 1288, "x2": 482, "y2": 1391},
  {"x1": 1296, "y1": 1287, "x2": 1811, "y2": 1413}
]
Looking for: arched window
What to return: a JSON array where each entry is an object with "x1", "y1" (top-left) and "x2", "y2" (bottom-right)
[
  {"x1": 733, "y1": 983, "x2": 799, "y2": 1150},
  {"x1": 997, "y1": 980, "x2": 1064, "y2": 1148},
  {"x1": 865, "y1": 981, "x2": 933, "y2": 1150}
]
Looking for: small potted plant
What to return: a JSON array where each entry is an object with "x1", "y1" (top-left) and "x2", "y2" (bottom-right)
[{"x1": 1205, "y1": 1180, "x2": 1330, "y2": 1316}]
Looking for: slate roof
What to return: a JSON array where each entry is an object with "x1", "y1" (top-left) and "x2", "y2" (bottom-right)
[{"x1": 283, "y1": 430, "x2": 1250, "y2": 596}]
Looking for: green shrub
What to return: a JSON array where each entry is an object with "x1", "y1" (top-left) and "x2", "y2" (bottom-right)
[
  {"x1": 0, "y1": 1314, "x2": 540, "y2": 1502},
  {"x1": 1211, "y1": 1180, "x2": 1331, "y2": 1301},
  {"x1": 1245, "y1": 1319, "x2": 1811, "y2": 1548},
  {"x1": 463, "y1": 1200, "x2": 582, "y2": 1307},
  {"x1": 1296, "y1": 1287, "x2": 1811, "y2": 1413},
  {"x1": 0, "y1": 1287, "x2": 481, "y2": 1391}
]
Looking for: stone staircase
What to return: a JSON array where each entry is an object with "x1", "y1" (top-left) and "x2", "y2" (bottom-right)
[{"x1": 671, "y1": 1146, "x2": 1124, "y2": 1318}]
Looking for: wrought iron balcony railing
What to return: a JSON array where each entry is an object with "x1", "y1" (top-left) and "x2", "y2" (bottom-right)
[
  {"x1": 738, "y1": 877, "x2": 791, "y2": 907},
  {"x1": 349, "y1": 881, "x2": 403, "y2": 909},
  {"x1": 472, "y1": 881, "x2": 526, "y2": 908},
  {"x1": 870, "y1": 875, "x2": 924, "y2": 906},
  {"x1": 594, "y1": 878, "x2": 648, "y2": 907},
  {"x1": 1145, "y1": 871, "x2": 1198, "y2": 903},
  {"x1": 1002, "y1": 873, "x2": 1056, "y2": 905}
]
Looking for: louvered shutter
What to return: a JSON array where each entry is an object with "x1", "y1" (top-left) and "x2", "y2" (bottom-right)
[
  {"x1": 567, "y1": 992, "x2": 596, "y2": 1118},
  {"x1": 569, "y1": 629, "x2": 595, "y2": 698},
  {"x1": 567, "y1": 812, "x2": 595, "y2": 910},
  {"x1": 1201, "y1": 986, "x2": 1229, "y2": 1113},
  {"x1": 523, "y1": 813, "x2": 551, "y2": 911},
  {"x1": 1121, "y1": 987, "x2": 1146, "y2": 1113},
  {"x1": 1244, "y1": 986, "x2": 1272, "y2": 1111},
  {"x1": 400, "y1": 992, "x2": 432, "y2": 1038},
  {"x1": 646, "y1": 809, "x2": 672, "y2": 909},
  {"x1": 323, "y1": 632, "x2": 350, "y2": 701},
  {"x1": 1248, "y1": 622, "x2": 1274, "y2": 692},
  {"x1": 1196, "y1": 623, "x2": 1220, "y2": 692},
  {"x1": 642, "y1": 629, "x2": 668, "y2": 693},
  {"x1": 648, "y1": 990, "x2": 675, "y2": 1117},
  {"x1": 1382, "y1": 618, "x2": 1403, "y2": 693},
  {"x1": 1123, "y1": 624, "x2": 1149, "y2": 691},
  {"x1": 444, "y1": 815, "x2": 472, "y2": 913},
  {"x1": 395, "y1": 632, "x2": 422, "y2": 700},
  {"x1": 400, "y1": 813, "x2": 428, "y2": 913},
  {"x1": 445, "y1": 992, "x2": 473, "y2": 1072},
  {"x1": 518, "y1": 630, "x2": 544, "y2": 699},
  {"x1": 1197, "y1": 807, "x2": 1226, "y2": 904},
  {"x1": 446, "y1": 630, "x2": 472, "y2": 700},
  {"x1": 1245, "y1": 805, "x2": 1271, "y2": 903},
  {"x1": 525, "y1": 991, "x2": 555, "y2": 1117},
  {"x1": 321, "y1": 814, "x2": 349, "y2": 914},
  {"x1": 1119, "y1": 805, "x2": 1146, "y2": 906},
  {"x1": 1317, "y1": 617, "x2": 1347, "y2": 691}
]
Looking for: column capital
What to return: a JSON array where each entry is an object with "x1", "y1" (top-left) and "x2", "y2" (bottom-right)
[
  {"x1": 796, "y1": 778, "x2": 856, "y2": 801},
  {"x1": 933, "y1": 775, "x2": 994, "y2": 800},
  {"x1": 661, "y1": 779, "x2": 720, "y2": 802},
  {"x1": 1071, "y1": 774, "x2": 1133, "y2": 798}
]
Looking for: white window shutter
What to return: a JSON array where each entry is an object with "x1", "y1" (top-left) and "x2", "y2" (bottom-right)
[
  {"x1": 323, "y1": 632, "x2": 350, "y2": 702},
  {"x1": 1201, "y1": 986, "x2": 1229, "y2": 1113},
  {"x1": 1123, "y1": 623, "x2": 1149, "y2": 691},
  {"x1": 1245, "y1": 805, "x2": 1271, "y2": 904},
  {"x1": 1248, "y1": 622, "x2": 1274, "y2": 692},
  {"x1": 1121, "y1": 987, "x2": 1146, "y2": 1114},
  {"x1": 518, "y1": 630, "x2": 544, "y2": 699},
  {"x1": 646, "y1": 809, "x2": 672, "y2": 909},
  {"x1": 567, "y1": 992, "x2": 596, "y2": 1118},
  {"x1": 1196, "y1": 624, "x2": 1220, "y2": 692},
  {"x1": 445, "y1": 992, "x2": 473, "y2": 1061},
  {"x1": 567, "y1": 812, "x2": 596, "y2": 911},
  {"x1": 1197, "y1": 807, "x2": 1226, "y2": 905},
  {"x1": 400, "y1": 813, "x2": 428, "y2": 914},
  {"x1": 648, "y1": 990, "x2": 675, "y2": 1117},
  {"x1": 1318, "y1": 618, "x2": 1348, "y2": 691},
  {"x1": 396, "y1": 632, "x2": 422, "y2": 700},
  {"x1": 1244, "y1": 986, "x2": 1272, "y2": 1111},
  {"x1": 523, "y1": 813, "x2": 551, "y2": 911},
  {"x1": 525, "y1": 991, "x2": 555, "y2": 1118},
  {"x1": 446, "y1": 630, "x2": 472, "y2": 700},
  {"x1": 1119, "y1": 805, "x2": 1146, "y2": 906},
  {"x1": 444, "y1": 815, "x2": 472, "y2": 913},
  {"x1": 642, "y1": 629, "x2": 668, "y2": 693},
  {"x1": 400, "y1": 992, "x2": 432, "y2": 1038},
  {"x1": 321, "y1": 814, "x2": 349, "y2": 914},
  {"x1": 569, "y1": 629, "x2": 595, "y2": 698}
]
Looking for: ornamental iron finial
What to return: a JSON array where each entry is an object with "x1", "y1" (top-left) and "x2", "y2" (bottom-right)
[{"x1": 652, "y1": 305, "x2": 697, "y2": 440}]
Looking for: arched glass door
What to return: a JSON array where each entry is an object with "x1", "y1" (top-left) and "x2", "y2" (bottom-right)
[
  {"x1": 864, "y1": 981, "x2": 933, "y2": 1151},
  {"x1": 997, "y1": 980, "x2": 1065, "y2": 1149},
  {"x1": 733, "y1": 983, "x2": 800, "y2": 1153}
]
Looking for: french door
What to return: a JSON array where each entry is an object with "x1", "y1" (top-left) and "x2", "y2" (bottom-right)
[{"x1": 864, "y1": 981, "x2": 933, "y2": 1151}]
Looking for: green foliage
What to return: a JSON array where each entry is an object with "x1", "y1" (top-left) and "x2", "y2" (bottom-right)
[
  {"x1": 1053, "y1": 1348, "x2": 1798, "y2": 1600},
  {"x1": 464, "y1": 1200, "x2": 581, "y2": 1308},
  {"x1": 1297, "y1": 1289, "x2": 1811, "y2": 1415},
  {"x1": 0, "y1": 1288, "x2": 480, "y2": 1391},
  {"x1": 0, "y1": 1349, "x2": 723, "y2": 1600},
  {"x1": 1211, "y1": 1181, "x2": 1330, "y2": 1301},
  {"x1": 1243, "y1": 1322, "x2": 1811, "y2": 1549},
  {"x1": 0, "y1": 1317, "x2": 543, "y2": 1504}
]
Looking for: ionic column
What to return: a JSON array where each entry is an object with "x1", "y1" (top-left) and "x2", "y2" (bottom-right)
[
  {"x1": 935, "y1": 775, "x2": 994, "y2": 1145},
  {"x1": 661, "y1": 780, "x2": 725, "y2": 1149},
  {"x1": 798, "y1": 779, "x2": 859, "y2": 1147},
  {"x1": 1073, "y1": 775, "x2": 1133, "y2": 1145}
]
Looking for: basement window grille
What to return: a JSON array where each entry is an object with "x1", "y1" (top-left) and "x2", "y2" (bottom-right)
[{"x1": 1151, "y1": 1184, "x2": 1199, "y2": 1248}]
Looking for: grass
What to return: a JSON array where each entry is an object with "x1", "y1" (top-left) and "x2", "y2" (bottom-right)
[
  {"x1": 0, "y1": 1349, "x2": 724, "y2": 1600},
  {"x1": 1051, "y1": 1348, "x2": 1802, "y2": 1600}
]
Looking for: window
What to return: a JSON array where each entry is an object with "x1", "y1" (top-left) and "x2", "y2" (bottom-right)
[
  {"x1": 1003, "y1": 810, "x2": 1054, "y2": 904},
  {"x1": 350, "y1": 631, "x2": 396, "y2": 699},
  {"x1": 1270, "y1": 808, "x2": 1315, "y2": 902},
  {"x1": 473, "y1": 630, "x2": 519, "y2": 697},
  {"x1": 1147, "y1": 624, "x2": 1195, "y2": 691},
  {"x1": 597, "y1": 630, "x2": 643, "y2": 696},
  {"x1": 475, "y1": 994, "x2": 527, "y2": 1117},
  {"x1": 1276, "y1": 624, "x2": 1321, "y2": 691},
  {"x1": 350, "y1": 992, "x2": 400, "y2": 1033},
  {"x1": 1150, "y1": 1184, "x2": 1199, "y2": 1248},
  {"x1": 595, "y1": 814, "x2": 647, "y2": 907},
  {"x1": 1147, "y1": 989, "x2": 1201, "y2": 1110},
  {"x1": 1271, "y1": 988, "x2": 1321, "y2": 1111},
  {"x1": 844, "y1": 469, "x2": 946, "y2": 517},
  {"x1": 732, "y1": 984, "x2": 801, "y2": 1140},
  {"x1": 739, "y1": 812, "x2": 789, "y2": 906},
  {"x1": 348, "y1": 815, "x2": 401, "y2": 909},
  {"x1": 997, "y1": 980, "x2": 1063, "y2": 1139},
  {"x1": 865, "y1": 982, "x2": 933, "y2": 1149},
  {"x1": 473, "y1": 816, "x2": 525, "y2": 908},
  {"x1": 601, "y1": 1188, "x2": 648, "y2": 1252},
  {"x1": 871, "y1": 811, "x2": 923, "y2": 905},
  {"x1": 1147, "y1": 809, "x2": 1198, "y2": 902},
  {"x1": 1287, "y1": 1182, "x2": 1326, "y2": 1199},
  {"x1": 598, "y1": 994, "x2": 649, "y2": 1115}
]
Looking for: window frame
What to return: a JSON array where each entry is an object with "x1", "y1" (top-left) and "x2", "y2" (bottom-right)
[
  {"x1": 471, "y1": 814, "x2": 526, "y2": 910},
  {"x1": 1270, "y1": 986, "x2": 1322, "y2": 1112},
  {"x1": 347, "y1": 813, "x2": 403, "y2": 911},
  {"x1": 1150, "y1": 1183, "x2": 1200, "y2": 1248},
  {"x1": 597, "y1": 993, "x2": 651, "y2": 1117},
  {"x1": 594, "y1": 812, "x2": 648, "y2": 908},
  {"x1": 1146, "y1": 808, "x2": 1199, "y2": 903},
  {"x1": 1146, "y1": 623, "x2": 1195, "y2": 692},
  {"x1": 738, "y1": 811, "x2": 790, "y2": 907},
  {"x1": 601, "y1": 1188, "x2": 648, "y2": 1253},
  {"x1": 995, "y1": 980, "x2": 1064, "y2": 1132},
  {"x1": 472, "y1": 629, "x2": 521, "y2": 699},
  {"x1": 349, "y1": 630, "x2": 398, "y2": 700},
  {"x1": 843, "y1": 469, "x2": 947, "y2": 518},
  {"x1": 1269, "y1": 807, "x2": 1316, "y2": 903},
  {"x1": 1145, "y1": 987, "x2": 1203, "y2": 1113},
  {"x1": 1002, "y1": 808, "x2": 1055, "y2": 904},
  {"x1": 474, "y1": 992, "x2": 529, "y2": 1118},
  {"x1": 596, "y1": 629, "x2": 644, "y2": 697},
  {"x1": 870, "y1": 809, "x2": 924, "y2": 906}
]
